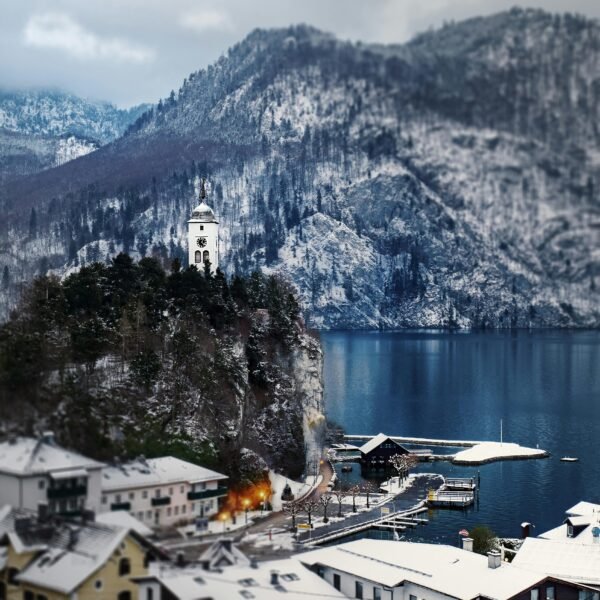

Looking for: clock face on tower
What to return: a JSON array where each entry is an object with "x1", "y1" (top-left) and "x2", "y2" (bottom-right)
[{"x1": 197, "y1": 237, "x2": 207, "y2": 248}]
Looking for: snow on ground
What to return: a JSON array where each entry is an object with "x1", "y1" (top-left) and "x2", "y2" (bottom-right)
[
  {"x1": 453, "y1": 442, "x2": 547, "y2": 464},
  {"x1": 269, "y1": 471, "x2": 322, "y2": 511}
]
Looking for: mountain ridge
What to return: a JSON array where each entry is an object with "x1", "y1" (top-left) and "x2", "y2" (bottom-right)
[{"x1": 0, "y1": 9, "x2": 598, "y2": 328}]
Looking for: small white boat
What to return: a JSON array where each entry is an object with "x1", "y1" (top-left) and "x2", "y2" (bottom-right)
[{"x1": 560, "y1": 456, "x2": 579, "y2": 462}]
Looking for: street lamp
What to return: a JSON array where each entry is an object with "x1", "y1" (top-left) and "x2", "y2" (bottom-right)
[
  {"x1": 243, "y1": 498, "x2": 250, "y2": 524},
  {"x1": 259, "y1": 491, "x2": 265, "y2": 514},
  {"x1": 221, "y1": 512, "x2": 228, "y2": 532}
]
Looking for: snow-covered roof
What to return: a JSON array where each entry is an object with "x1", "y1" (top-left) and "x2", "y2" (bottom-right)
[
  {"x1": 198, "y1": 538, "x2": 250, "y2": 570},
  {"x1": 102, "y1": 456, "x2": 227, "y2": 491},
  {"x1": 96, "y1": 510, "x2": 153, "y2": 537},
  {"x1": 300, "y1": 539, "x2": 546, "y2": 599},
  {"x1": 359, "y1": 433, "x2": 406, "y2": 455},
  {"x1": 15, "y1": 522, "x2": 129, "y2": 593},
  {"x1": 0, "y1": 436, "x2": 104, "y2": 476},
  {"x1": 512, "y1": 537, "x2": 600, "y2": 585},
  {"x1": 189, "y1": 201, "x2": 218, "y2": 222},
  {"x1": 140, "y1": 558, "x2": 346, "y2": 600},
  {"x1": 566, "y1": 501, "x2": 600, "y2": 516}
]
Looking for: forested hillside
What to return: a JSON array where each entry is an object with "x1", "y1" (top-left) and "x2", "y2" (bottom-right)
[
  {"x1": 0, "y1": 8, "x2": 598, "y2": 328},
  {"x1": 0, "y1": 255, "x2": 325, "y2": 484}
]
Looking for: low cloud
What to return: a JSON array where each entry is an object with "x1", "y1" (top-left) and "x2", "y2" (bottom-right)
[
  {"x1": 179, "y1": 8, "x2": 234, "y2": 33},
  {"x1": 23, "y1": 12, "x2": 154, "y2": 63}
]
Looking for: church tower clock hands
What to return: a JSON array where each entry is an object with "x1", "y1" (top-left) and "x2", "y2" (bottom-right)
[{"x1": 188, "y1": 178, "x2": 219, "y2": 272}]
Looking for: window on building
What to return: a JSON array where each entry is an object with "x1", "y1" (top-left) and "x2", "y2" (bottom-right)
[
  {"x1": 129, "y1": 492, "x2": 135, "y2": 500},
  {"x1": 409, "y1": 596, "x2": 417, "y2": 600},
  {"x1": 155, "y1": 489, "x2": 161, "y2": 498},
  {"x1": 115, "y1": 494, "x2": 121, "y2": 503},
  {"x1": 200, "y1": 225, "x2": 204, "y2": 231},
  {"x1": 101, "y1": 496, "x2": 107, "y2": 504},
  {"x1": 24, "y1": 592, "x2": 34, "y2": 600},
  {"x1": 146, "y1": 589, "x2": 154, "y2": 600},
  {"x1": 180, "y1": 485, "x2": 185, "y2": 493},
  {"x1": 174, "y1": 506, "x2": 179, "y2": 515},
  {"x1": 567, "y1": 525, "x2": 574, "y2": 537},
  {"x1": 8, "y1": 568, "x2": 19, "y2": 584},
  {"x1": 546, "y1": 586, "x2": 555, "y2": 600},
  {"x1": 117, "y1": 593, "x2": 131, "y2": 600},
  {"x1": 579, "y1": 593, "x2": 600, "y2": 600},
  {"x1": 333, "y1": 574, "x2": 341, "y2": 591},
  {"x1": 38, "y1": 480, "x2": 45, "y2": 490},
  {"x1": 195, "y1": 250, "x2": 202, "y2": 263},
  {"x1": 373, "y1": 587, "x2": 382, "y2": 600},
  {"x1": 146, "y1": 510, "x2": 152, "y2": 519},
  {"x1": 94, "y1": 580, "x2": 103, "y2": 590},
  {"x1": 169, "y1": 488, "x2": 173, "y2": 496},
  {"x1": 203, "y1": 250, "x2": 210, "y2": 262},
  {"x1": 182, "y1": 505, "x2": 186, "y2": 514},
  {"x1": 118, "y1": 558, "x2": 131, "y2": 577},
  {"x1": 355, "y1": 581, "x2": 363, "y2": 599},
  {"x1": 531, "y1": 590, "x2": 539, "y2": 600},
  {"x1": 142, "y1": 490, "x2": 148, "y2": 499}
]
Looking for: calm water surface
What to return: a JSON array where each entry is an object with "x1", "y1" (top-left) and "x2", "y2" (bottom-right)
[{"x1": 321, "y1": 330, "x2": 600, "y2": 543}]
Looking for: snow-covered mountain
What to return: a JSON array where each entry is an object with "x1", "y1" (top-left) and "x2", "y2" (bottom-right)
[
  {"x1": 0, "y1": 89, "x2": 148, "y2": 182},
  {"x1": 0, "y1": 8, "x2": 598, "y2": 328}
]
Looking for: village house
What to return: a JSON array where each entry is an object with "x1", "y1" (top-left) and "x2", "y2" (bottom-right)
[
  {"x1": 359, "y1": 433, "x2": 409, "y2": 473},
  {"x1": 133, "y1": 539, "x2": 346, "y2": 600},
  {"x1": 512, "y1": 500, "x2": 600, "y2": 589},
  {"x1": 100, "y1": 456, "x2": 228, "y2": 529},
  {"x1": 0, "y1": 433, "x2": 104, "y2": 515},
  {"x1": 299, "y1": 539, "x2": 594, "y2": 600},
  {"x1": 0, "y1": 504, "x2": 162, "y2": 600}
]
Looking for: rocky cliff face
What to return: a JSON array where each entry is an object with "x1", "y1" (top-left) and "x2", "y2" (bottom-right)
[{"x1": 0, "y1": 9, "x2": 598, "y2": 328}]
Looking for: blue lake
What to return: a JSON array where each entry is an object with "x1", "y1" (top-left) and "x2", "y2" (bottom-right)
[{"x1": 321, "y1": 330, "x2": 600, "y2": 543}]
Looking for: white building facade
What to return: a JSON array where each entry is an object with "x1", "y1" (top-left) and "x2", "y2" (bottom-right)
[
  {"x1": 0, "y1": 433, "x2": 104, "y2": 515},
  {"x1": 100, "y1": 456, "x2": 227, "y2": 529},
  {"x1": 187, "y1": 179, "x2": 219, "y2": 272}
]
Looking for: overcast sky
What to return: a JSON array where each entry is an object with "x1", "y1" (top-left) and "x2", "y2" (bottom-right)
[{"x1": 1, "y1": 0, "x2": 597, "y2": 107}]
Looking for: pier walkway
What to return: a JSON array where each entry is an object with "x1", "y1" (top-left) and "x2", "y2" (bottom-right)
[{"x1": 297, "y1": 473, "x2": 443, "y2": 546}]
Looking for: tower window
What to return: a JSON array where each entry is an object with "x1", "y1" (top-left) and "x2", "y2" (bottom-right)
[
  {"x1": 195, "y1": 251, "x2": 202, "y2": 264},
  {"x1": 200, "y1": 225, "x2": 204, "y2": 230},
  {"x1": 203, "y1": 250, "x2": 210, "y2": 262}
]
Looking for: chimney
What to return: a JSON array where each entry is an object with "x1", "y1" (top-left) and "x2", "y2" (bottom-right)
[
  {"x1": 462, "y1": 537, "x2": 473, "y2": 552},
  {"x1": 487, "y1": 551, "x2": 501, "y2": 569},
  {"x1": 270, "y1": 570, "x2": 279, "y2": 586},
  {"x1": 521, "y1": 522, "x2": 532, "y2": 539},
  {"x1": 41, "y1": 431, "x2": 55, "y2": 445},
  {"x1": 38, "y1": 501, "x2": 49, "y2": 522}
]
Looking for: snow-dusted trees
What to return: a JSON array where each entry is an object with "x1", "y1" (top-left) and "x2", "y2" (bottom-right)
[
  {"x1": 318, "y1": 493, "x2": 333, "y2": 523},
  {"x1": 388, "y1": 453, "x2": 419, "y2": 487}
]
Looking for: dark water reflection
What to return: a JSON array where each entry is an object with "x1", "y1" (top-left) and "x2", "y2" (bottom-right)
[{"x1": 321, "y1": 330, "x2": 600, "y2": 543}]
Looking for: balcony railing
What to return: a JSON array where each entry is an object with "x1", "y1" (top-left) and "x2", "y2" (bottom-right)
[
  {"x1": 47, "y1": 485, "x2": 87, "y2": 499},
  {"x1": 151, "y1": 496, "x2": 171, "y2": 507},
  {"x1": 187, "y1": 486, "x2": 228, "y2": 501}
]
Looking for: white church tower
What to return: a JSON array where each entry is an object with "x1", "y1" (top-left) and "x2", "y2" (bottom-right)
[{"x1": 188, "y1": 178, "x2": 219, "y2": 272}]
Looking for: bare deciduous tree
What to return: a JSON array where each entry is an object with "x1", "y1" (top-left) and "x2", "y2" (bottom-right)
[
  {"x1": 319, "y1": 493, "x2": 333, "y2": 523},
  {"x1": 283, "y1": 500, "x2": 302, "y2": 529},
  {"x1": 361, "y1": 481, "x2": 376, "y2": 508},
  {"x1": 332, "y1": 484, "x2": 348, "y2": 518},
  {"x1": 350, "y1": 484, "x2": 360, "y2": 513},
  {"x1": 301, "y1": 498, "x2": 320, "y2": 526}
]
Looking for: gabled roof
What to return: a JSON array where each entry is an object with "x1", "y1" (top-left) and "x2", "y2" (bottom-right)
[
  {"x1": 198, "y1": 538, "x2": 250, "y2": 570},
  {"x1": 15, "y1": 521, "x2": 128, "y2": 593},
  {"x1": 102, "y1": 456, "x2": 227, "y2": 491},
  {"x1": 301, "y1": 539, "x2": 546, "y2": 599},
  {"x1": 512, "y1": 537, "x2": 600, "y2": 586},
  {"x1": 0, "y1": 436, "x2": 104, "y2": 476},
  {"x1": 137, "y1": 558, "x2": 346, "y2": 600},
  {"x1": 359, "y1": 433, "x2": 407, "y2": 455},
  {"x1": 566, "y1": 501, "x2": 600, "y2": 517}
]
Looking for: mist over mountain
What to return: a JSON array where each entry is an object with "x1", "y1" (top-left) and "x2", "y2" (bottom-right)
[
  {"x1": 1, "y1": 8, "x2": 598, "y2": 328},
  {"x1": 0, "y1": 89, "x2": 148, "y2": 183}
]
